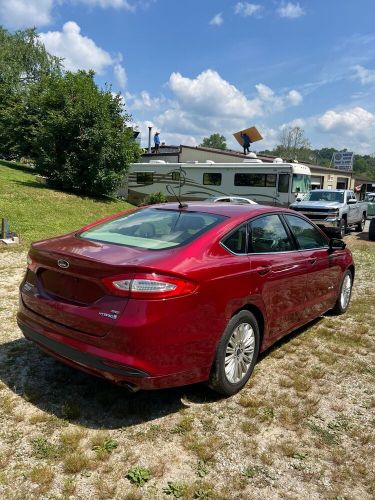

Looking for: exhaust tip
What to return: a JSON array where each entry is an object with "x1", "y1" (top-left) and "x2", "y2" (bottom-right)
[{"x1": 116, "y1": 381, "x2": 140, "y2": 393}]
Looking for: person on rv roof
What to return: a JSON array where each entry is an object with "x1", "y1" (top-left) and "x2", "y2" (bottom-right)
[
  {"x1": 240, "y1": 132, "x2": 251, "y2": 155},
  {"x1": 154, "y1": 132, "x2": 161, "y2": 153}
]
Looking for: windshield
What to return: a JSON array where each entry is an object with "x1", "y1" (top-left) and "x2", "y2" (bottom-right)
[
  {"x1": 79, "y1": 208, "x2": 226, "y2": 250},
  {"x1": 304, "y1": 191, "x2": 345, "y2": 203},
  {"x1": 291, "y1": 174, "x2": 311, "y2": 193}
]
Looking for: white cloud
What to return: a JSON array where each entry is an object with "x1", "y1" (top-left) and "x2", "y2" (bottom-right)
[
  {"x1": 0, "y1": 0, "x2": 54, "y2": 28},
  {"x1": 234, "y1": 2, "x2": 262, "y2": 17},
  {"x1": 126, "y1": 90, "x2": 165, "y2": 111},
  {"x1": 318, "y1": 107, "x2": 375, "y2": 137},
  {"x1": 39, "y1": 21, "x2": 113, "y2": 74},
  {"x1": 352, "y1": 65, "x2": 375, "y2": 85},
  {"x1": 317, "y1": 107, "x2": 375, "y2": 153},
  {"x1": 0, "y1": 0, "x2": 154, "y2": 29},
  {"x1": 114, "y1": 63, "x2": 127, "y2": 88},
  {"x1": 287, "y1": 89, "x2": 303, "y2": 105},
  {"x1": 209, "y1": 13, "x2": 223, "y2": 26},
  {"x1": 277, "y1": 2, "x2": 305, "y2": 19},
  {"x1": 74, "y1": 0, "x2": 134, "y2": 10},
  {"x1": 140, "y1": 70, "x2": 303, "y2": 147}
]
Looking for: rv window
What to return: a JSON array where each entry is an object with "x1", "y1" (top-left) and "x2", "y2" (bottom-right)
[
  {"x1": 171, "y1": 171, "x2": 180, "y2": 181},
  {"x1": 234, "y1": 173, "x2": 276, "y2": 187},
  {"x1": 203, "y1": 173, "x2": 222, "y2": 186},
  {"x1": 278, "y1": 174, "x2": 290, "y2": 193},
  {"x1": 266, "y1": 174, "x2": 277, "y2": 187},
  {"x1": 136, "y1": 172, "x2": 154, "y2": 185}
]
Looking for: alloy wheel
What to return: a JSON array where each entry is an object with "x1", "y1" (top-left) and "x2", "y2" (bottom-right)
[
  {"x1": 224, "y1": 322, "x2": 255, "y2": 383},
  {"x1": 340, "y1": 274, "x2": 352, "y2": 310}
]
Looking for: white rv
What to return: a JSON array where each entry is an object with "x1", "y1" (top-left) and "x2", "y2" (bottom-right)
[{"x1": 122, "y1": 157, "x2": 311, "y2": 207}]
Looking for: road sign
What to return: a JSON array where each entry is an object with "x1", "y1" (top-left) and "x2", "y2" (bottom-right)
[{"x1": 332, "y1": 151, "x2": 354, "y2": 171}]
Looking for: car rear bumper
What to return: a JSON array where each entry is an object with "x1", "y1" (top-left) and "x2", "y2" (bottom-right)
[{"x1": 17, "y1": 306, "x2": 212, "y2": 391}]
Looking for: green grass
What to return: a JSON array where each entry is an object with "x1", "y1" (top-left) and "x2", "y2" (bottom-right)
[{"x1": 0, "y1": 160, "x2": 132, "y2": 248}]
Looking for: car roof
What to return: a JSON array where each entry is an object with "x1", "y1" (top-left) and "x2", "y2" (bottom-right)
[{"x1": 150, "y1": 202, "x2": 288, "y2": 222}]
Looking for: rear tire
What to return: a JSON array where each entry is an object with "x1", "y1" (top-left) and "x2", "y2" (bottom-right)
[
  {"x1": 331, "y1": 270, "x2": 353, "y2": 315},
  {"x1": 208, "y1": 310, "x2": 260, "y2": 396},
  {"x1": 369, "y1": 218, "x2": 375, "y2": 241},
  {"x1": 355, "y1": 213, "x2": 366, "y2": 232}
]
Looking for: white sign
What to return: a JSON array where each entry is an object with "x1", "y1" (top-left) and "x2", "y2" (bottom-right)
[{"x1": 332, "y1": 152, "x2": 354, "y2": 171}]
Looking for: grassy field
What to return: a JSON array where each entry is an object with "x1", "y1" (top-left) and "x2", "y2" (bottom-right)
[
  {"x1": 0, "y1": 160, "x2": 132, "y2": 248},
  {"x1": 0, "y1": 162, "x2": 374, "y2": 499}
]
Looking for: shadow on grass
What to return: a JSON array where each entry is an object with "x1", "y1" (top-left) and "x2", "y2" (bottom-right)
[
  {"x1": 0, "y1": 337, "x2": 220, "y2": 430},
  {"x1": 0, "y1": 316, "x2": 326, "y2": 430},
  {"x1": 0, "y1": 160, "x2": 35, "y2": 174}
]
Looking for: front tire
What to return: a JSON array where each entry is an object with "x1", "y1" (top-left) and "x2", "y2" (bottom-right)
[
  {"x1": 355, "y1": 213, "x2": 366, "y2": 232},
  {"x1": 208, "y1": 310, "x2": 260, "y2": 396},
  {"x1": 336, "y1": 218, "x2": 347, "y2": 239},
  {"x1": 331, "y1": 270, "x2": 353, "y2": 315}
]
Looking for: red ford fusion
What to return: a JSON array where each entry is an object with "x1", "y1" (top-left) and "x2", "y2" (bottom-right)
[{"x1": 18, "y1": 203, "x2": 354, "y2": 396}]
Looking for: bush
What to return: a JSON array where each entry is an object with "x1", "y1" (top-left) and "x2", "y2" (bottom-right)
[
  {"x1": 143, "y1": 192, "x2": 168, "y2": 205},
  {"x1": 30, "y1": 71, "x2": 141, "y2": 197}
]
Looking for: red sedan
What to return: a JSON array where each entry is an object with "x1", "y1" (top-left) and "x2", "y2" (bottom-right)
[{"x1": 18, "y1": 203, "x2": 354, "y2": 396}]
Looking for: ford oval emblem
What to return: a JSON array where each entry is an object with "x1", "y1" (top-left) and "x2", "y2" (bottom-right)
[{"x1": 57, "y1": 259, "x2": 70, "y2": 269}]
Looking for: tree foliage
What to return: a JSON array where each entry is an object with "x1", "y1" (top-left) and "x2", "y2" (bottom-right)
[
  {"x1": 0, "y1": 26, "x2": 141, "y2": 196},
  {"x1": 30, "y1": 71, "x2": 140, "y2": 196},
  {"x1": 200, "y1": 133, "x2": 227, "y2": 150},
  {"x1": 272, "y1": 126, "x2": 311, "y2": 161},
  {"x1": 0, "y1": 27, "x2": 62, "y2": 160}
]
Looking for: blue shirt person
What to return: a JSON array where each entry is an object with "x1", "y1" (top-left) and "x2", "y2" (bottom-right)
[{"x1": 154, "y1": 132, "x2": 161, "y2": 152}]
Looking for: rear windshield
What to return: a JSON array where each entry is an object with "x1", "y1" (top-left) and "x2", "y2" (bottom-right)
[{"x1": 79, "y1": 208, "x2": 226, "y2": 250}]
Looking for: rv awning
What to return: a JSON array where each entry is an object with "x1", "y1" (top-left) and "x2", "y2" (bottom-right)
[{"x1": 233, "y1": 126, "x2": 263, "y2": 146}]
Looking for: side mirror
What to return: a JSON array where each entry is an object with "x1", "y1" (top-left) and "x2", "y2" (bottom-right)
[
  {"x1": 329, "y1": 238, "x2": 346, "y2": 251},
  {"x1": 347, "y1": 198, "x2": 357, "y2": 204}
]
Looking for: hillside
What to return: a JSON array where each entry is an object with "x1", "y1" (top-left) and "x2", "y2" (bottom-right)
[{"x1": 0, "y1": 160, "x2": 132, "y2": 247}]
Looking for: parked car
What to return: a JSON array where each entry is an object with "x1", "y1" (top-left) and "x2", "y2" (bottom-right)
[
  {"x1": 18, "y1": 203, "x2": 354, "y2": 396},
  {"x1": 206, "y1": 196, "x2": 257, "y2": 205},
  {"x1": 290, "y1": 189, "x2": 368, "y2": 238},
  {"x1": 365, "y1": 192, "x2": 375, "y2": 217}
]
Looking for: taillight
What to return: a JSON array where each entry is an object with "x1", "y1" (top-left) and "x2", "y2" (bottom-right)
[
  {"x1": 102, "y1": 273, "x2": 197, "y2": 299},
  {"x1": 27, "y1": 253, "x2": 37, "y2": 272}
]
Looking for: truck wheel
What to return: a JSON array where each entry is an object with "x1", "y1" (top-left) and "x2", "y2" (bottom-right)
[
  {"x1": 369, "y1": 218, "x2": 375, "y2": 241},
  {"x1": 355, "y1": 213, "x2": 366, "y2": 232},
  {"x1": 336, "y1": 218, "x2": 347, "y2": 239}
]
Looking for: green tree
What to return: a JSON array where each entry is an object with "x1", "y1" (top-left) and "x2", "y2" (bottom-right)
[
  {"x1": 200, "y1": 133, "x2": 227, "y2": 150},
  {"x1": 30, "y1": 70, "x2": 141, "y2": 196},
  {"x1": 0, "y1": 27, "x2": 62, "y2": 159}
]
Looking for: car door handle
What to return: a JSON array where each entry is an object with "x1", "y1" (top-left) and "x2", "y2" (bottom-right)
[
  {"x1": 308, "y1": 258, "x2": 317, "y2": 265},
  {"x1": 255, "y1": 265, "x2": 271, "y2": 275}
]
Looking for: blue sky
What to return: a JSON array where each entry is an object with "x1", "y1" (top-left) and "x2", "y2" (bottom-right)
[{"x1": 1, "y1": 0, "x2": 375, "y2": 153}]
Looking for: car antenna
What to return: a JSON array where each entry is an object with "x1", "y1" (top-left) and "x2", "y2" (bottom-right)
[{"x1": 166, "y1": 166, "x2": 188, "y2": 209}]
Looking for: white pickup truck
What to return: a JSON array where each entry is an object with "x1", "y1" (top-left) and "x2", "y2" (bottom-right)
[{"x1": 289, "y1": 189, "x2": 368, "y2": 238}]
